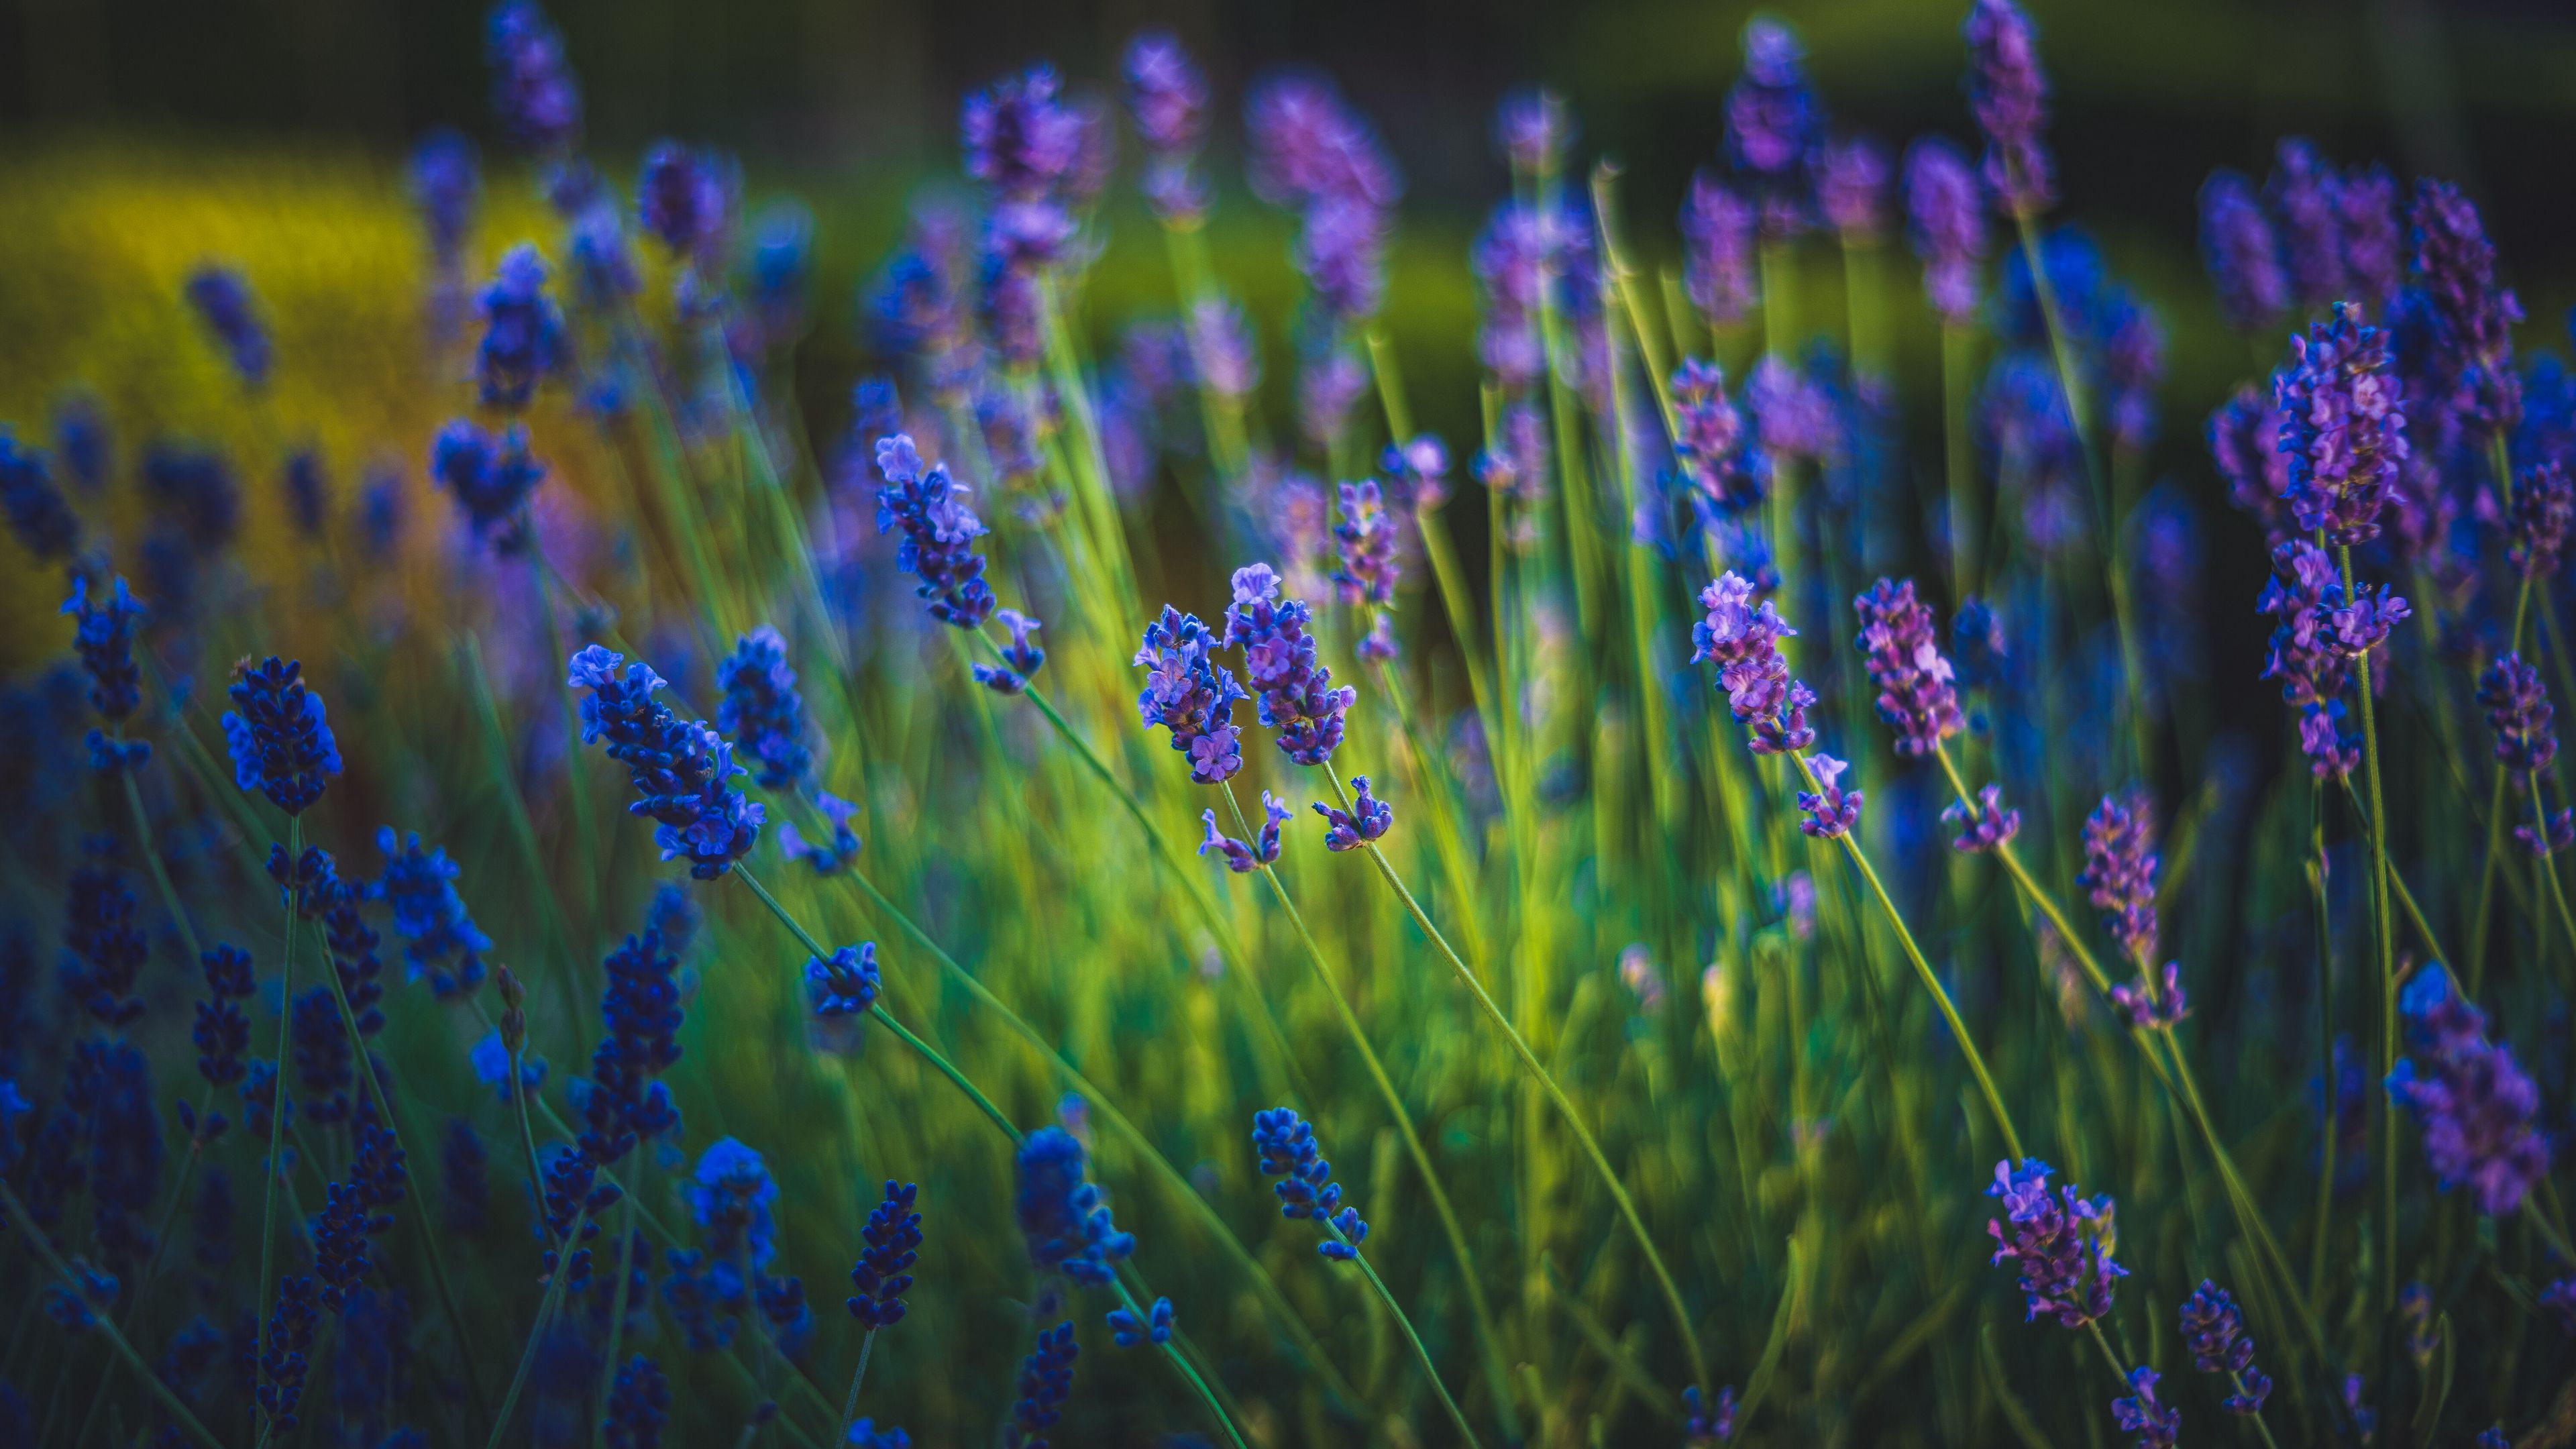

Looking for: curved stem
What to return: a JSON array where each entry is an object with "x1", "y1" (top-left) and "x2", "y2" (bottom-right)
[
  {"x1": 1221, "y1": 781, "x2": 1521, "y2": 1432},
  {"x1": 1344, "y1": 1242, "x2": 1485, "y2": 1449},
  {"x1": 1325, "y1": 763, "x2": 1711, "y2": 1397},
  {"x1": 1110, "y1": 1279, "x2": 1252, "y2": 1449},
  {"x1": 484, "y1": 1208, "x2": 591, "y2": 1449}
]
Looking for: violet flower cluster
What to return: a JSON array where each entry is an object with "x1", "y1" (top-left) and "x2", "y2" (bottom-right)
[
  {"x1": 1134, "y1": 605, "x2": 1248, "y2": 785},
  {"x1": 1943, "y1": 784, "x2": 2021, "y2": 853},
  {"x1": 1902, "y1": 137, "x2": 1985, "y2": 325},
  {"x1": 568, "y1": 645, "x2": 765, "y2": 879},
  {"x1": 429, "y1": 420, "x2": 546, "y2": 551},
  {"x1": 2256, "y1": 538, "x2": 2409, "y2": 781},
  {"x1": 1014, "y1": 1125, "x2": 1134, "y2": 1287},
  {"x1": 1199, "y1": 794, "x2": 1290, "y2": 874},
  {"x1": 2197, "y1": 170, "x2": 2286, "y2": 334},
  {"x1": 1692, "y1": 572, "x2": 1814, "y2": 757},
  {"x1": 1794, "y1": 756, "x2": 1863, "y2": 841},
  {"x1": 1680, "y1": 172, "x2": 1758, "y2": 328},
  {"x1": 1963, "y1": 0, "x2": 2054, "y2": 217},
  {"x1": 476, "y1": 244, "x2": 567, "y2": 411},
  {"x1": 972, "y1": 608, "x2": 1047, "y2": 696},
  {"x1": 2178, "y1": 1280, "x2": 2273, "y2": 1415},
  {"x1": 2076, "y1": 791, "x2": 2159, "y2": 963},
  {"x1": 1986, "y1": 1158, "x2": 2123, "y2": 1329},
  {"x1": 2386, "y1": 967, "x2": 2549, "y2": 1217},
  {"x1": 223, "y1": 657, "x2": 342, "y2": 816},
  {"x1": 1252, "y1": 1107, "x2": 1368, "y2": 1260},
  {"x1": 1123, "y1": 32, "x2": 1209, "y2": 224},
  {"x1": 872, "y1": 434, "x2": 997, "y2": 629},
  {"x1": 1669, "y1": 359, "x2": 1764, "y2": 519},
  {"x1": 715, "y1": 626, "x2": 812, "y2": 791},
  {"x1": 1313, "y1": 775, "x2": 1392, "y2": 853},
  {"x1": 2477, "y1": 652, "x2": 2556, "y2": 785},
  {"x1": 1851, "y1": 578, "x2": 1964, "y2": 756},
  {"x1": 2275, "y1": 302, "x2": 2408, "y2": 546}
]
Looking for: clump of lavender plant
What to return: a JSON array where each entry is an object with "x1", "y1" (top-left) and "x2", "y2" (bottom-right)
[{"x1": 2387, "y1": 967, "x2": 2550, "y2": 1216}]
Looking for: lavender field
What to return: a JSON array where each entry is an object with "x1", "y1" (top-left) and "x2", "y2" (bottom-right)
[{"x1": 3, "y1": 1, "x2": 2576, "y2": 1444}]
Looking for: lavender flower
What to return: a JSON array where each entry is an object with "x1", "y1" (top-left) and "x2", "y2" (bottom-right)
[
  {"x1": 2410, "y1": 180, "x2": 2523, "y2": 434},
  {"x1": 1903, "y1": 137, "x2": 1986, "y2": 324},
  {"x1": 1134, "y1": 606, "x2": 1247, "y2": 784},
  {"x1": 2387, "y1": 967, "x2": 2550, "y2": 1216},
  {"x1": 2266, "y1": 138, "x2": 2345, "y2": 312},
  {"x1": 1015, "y1": 1126, "x2": 1133, "y2": 1287},
  {"x1": 579, "y1": 927, "x2": 684, "y2": 1163},
  {"x1": 972, "y1": 609, "x2": 1046, "y2": 696},
  {"x1": 2511, "y1": 460, "x2": 2571, "y2": 579},
  {"x1": 1313, "y1": 775, "x2": 1391, "y2": 852},
  {"x1": 2209, "y1": 386, "x2": 2296, "y2": 547},
  {"x1": 1244, "y1": 74, "x2": 1402, "y2": 213},
  {"x1": 804, "y1": 944, "x2": 879, "y2": 1018},
  {"x1": 2109, "y1": 963, "x2": 2187, "y2": 1032},
  {"x1": 2477, "y1": 653, "x2": 2555, "y2": 783},
  {"x1": 1327, "y1": 481, "x2": 1400, "y2": 609},
  {"x1": 375, "y1": 829, "x2": 492, "y2": 998},
  {"x1": 1251, "y1": 1107, "x2": 1368, "y2": 1259},
  {"x1": 475, "y1": 245, "x2": 566, "y2": 411},
  {"x1": 2255, "y1": 538, "x2": 2404, "y2": 780},
  {"x1": 872, "y1": 435, "x2": 996, "y2": 630},
  {"x1": 1815, "y1": 138, "x2": 1890, "y2": 241},
  {"x1": 1683, "y1": 1385, "x2": 1738, "y2": 1444},
  {"x1": 66, "y1": 840, "x2": 146, "y2": 1027},
  {"x1": 1964, "y1": 0, "x2": 2054, "y2": 217},
  {"x1": 1726, "y1": 19, "x2": 1821, "y2": 217},
  {"x1": 568, "y1": 645, "x2": 765, "y2": 879},
  {"x1": 716, "y1": 627, "x2": 811, "y2": 790},
  {"x1": 62, "y1": 577, "x2": 144, "y2": 724},
  {"x1": 0, "y1": 433, "x2": 77, "y2": 561},
  {"x1": 54, "y1": 394, "x2": 107, "y2": 492},
  {"x1": 487, "y1": 1, "x2": 582, "y2": 155},
  {"x1": 1796, "y1": 755, "x2": 1863, "y2": 839},
  {"x1": 1670, "y1": 359, "x2": 1764, "y2": 516},
  {"x1": 223, "y1": 657, "x2": 341, "y2": 816},
  {"x1": 1944, "y1": 784, "x2": 2021, "y2": 853},
  {"x1": 1009, "y1": 1322, "x2": 1077, "y2": 1448},
  {"x1": 829, "y1": 1178, "x2": 922, "y2": 1344},
  {"x1": 410, "y1": 129, "x2": 480, "y2": 269},
  {"x1": 430, "y1": 419, "x2": 545, "y2": 550},
  {"x1": 2179, "y1": 1281, "x2": 2272, "y2": 1415},
  {"x1": 1852, "y1": 578, "x2": 1964, "y2": 755},
  {"x1": 2277, "y1": 302, "x2": 2408, "y2": 545},
  {"x1": 1124, "y1": 32, "x2": 1208, "y2": 158},
  {"x1": 2198, "y1": 171, "x2": 2287, "y2": 333},
  {"x1": 1106, "y1": 1296, "x2": 1173, "y2": 1350},
  {"x1": 965, "y1": 65, "x2": 1085, "y2": 205},
  {"x1": 184, "y1": 265, "x2": 270, "y2": 386},
  {"x1": 258, "y1": 1275, "x2": 321, "y2": 1430},
  {"x1": 637, "y1": 144, "x2": 731, "y2": 264},
  {"x1": 1681, "y1": 172, "x2": 1759, "y2": 327},
  {"x1": 1200, "y1": 794, "x2": 1289, "y2": 873},
  {"x1": 1691, "y1": 572, "x2": 1811, "y2": 754},
  {"x1": 2337, "y1": 164, "x2": 2404, "y2": 311},
  {"x1": 194, "y1": 944, "x2": 255, "y2": 1090},
  {"x1": 2110, "y1": 1367, "x2": 2180, "y2": 1449},
  {"x1": 1495, "y1": 87, "x2": 1573, "y2": 176},
  {"x1": 2077, "y1": 792, "x2": 2159, "y2": 962},
  {"x1": 1986, "y1": 1158, "x2": 2123, "y2": 1328}
]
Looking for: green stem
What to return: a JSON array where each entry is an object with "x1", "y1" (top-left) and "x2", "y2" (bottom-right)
[
  {"x1": 837, "y1": 1328, "x2": 878, "y2": 1442},
  {"x1": 595, "y1": 1190, "x2": 642, "y2": 1449},
  {"x1": 115, "y1": 741, "x2": 203, "y2": 961},
  {"x1": 1326, "y1": 763, "x2": 1711, "y2": 1398},
  {"x1": 484, "y1": 1208, "x2": 591, "y2": 1449},
  {"x1": 253, "y1": 814, "x2": 301, "y2": 1444},
  {"x1": 1110, "y1": 1279, "x2": 1252, "y2": 1449},
  {"x1": 0, "y1": 1179, "x2": 227, "y2": 1449},
  {"x1": 1220, "y1": 781, "x2": 1521, "y2": 1430},
  {"x1": 1344, "y1": 1241, "x2": 1485, "y2": 1449},
  {"x1": 2339, "y1": 544, "x2": 2400, "y2": 1338}
]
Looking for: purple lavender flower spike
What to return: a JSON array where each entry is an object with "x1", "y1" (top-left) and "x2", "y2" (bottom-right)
[
  {"x1": 1796, "y1": 755, "x2": 1863, "y2": 840},
  {"x1": 1495, "y1": 87, "x2": 1574, "y2": 177},
  {"x1": 1328, "y1": 481, "x2": 1400, "y2": 608},
  {"x1": 805, "y1": 943, "x2": 879, "y2": 1018},
  {"x1": 871, "y1": 435, "x2": 996, "y2": 630},
  {"x1": 1814, "y1": 138, "x2": 1890, "y2": 242},
  {"x1": 2543, "y1": 1280, "x2": 2576, "y2": 1334},
  {"x1": 1125, "y1": 32, "x2": 1208, "y2": 223},
  {"x1": 1747, "y1": 356, "x2": 1843, "y2": 465},
  {"x1": 2337, "y1": 164, "x2": 2403, "y2": 311},
  {"x1": 972, "y1": 608, "x2": 1046, "y2": 696},
  {"x1": 965, "y1": 64, "x2": 1084, "y2": 205},
  {"x1": 1681, "y1": 172, "x2": 1759, "y2": 327},
  {"x1": 2077, "y1": 792, "x2": 2159, "y2": 962},
  {"x1": 1383, "y1": 435, "x2": 1450, "y2": 513},
  {"x1": 1224, "y1": 564, "x2": 1355, "y2": 767},
  {"x1": 1852, "y1": 578, "x2": 1964, "y2": 755},
  {"x1": 1134, "y1": 606, "x2": 1247, "y2": 785},
  {"x1": 1670, "y1": 358, "x2": 1766, "y2": 517},
  {"x1": 185, "y1": 266, "x2": 271, "y2": 386},
  {"x1": 1943, "y1": 784, "x2": 2020, "y2": 853},
  {"x1": 1964, "y1": 0, "x2": 2054, "y2": 217},
  {"x1": 2198, "y1": 170, "x2": 2287, "y2": 334},
  {"x1": 1700, "y1": 567, "x2": 1803, "y2": 742},
  {"x1": 2477, "y1": 653, "x2": 2555, "y2": 783},
  {"x1": 715, "y1": 626, "x2": 811, "y2": 790},
  {"x1": 2108, "y1": 963, "x2": 2187, "y2": 1032},
  {"x1": 2512, "y1": 460, "x2": 2572, "y2": 579},
  {"x1": 568, "y1": 645, "x2": 765, "y2": 879},
  {"x1": 431, "y1": 420, "x2": 547, "y2": 551},
  {"x1": 476, "y1": 244, "x2": 567, "y2": 413},
  {"x1": 2179, "y1": 1281, "x2": 2273, "y2": 1415},
  {"x1": 2275, "y1": 302, "x2": 2408, "y2": 546},
  {"x1": 2209, "y1": 386, "x2": 2296, "y2": 547},
  {"x1": 486, "y1": 1, "x2": 582, "y2": 156},
  {"x1": 2410, "y1": 179, "x2": 2523, "y2": 435},
  {"x1": 2110, "y1": 1366, "x2": 2180, "y2": 1449},
  {"x1": 2519, "y1": 807, "x2": 2576, "y2": 859},
  {"x1": 2387, "y1": 966, "x2": 2551, "y2": 1216},
  {"x1": 1903, "y1": 136, "x2": 1986, "y2": 325},
  {"x1": 1198, "y1": 794, "x2": 1289, "y2": 874},
  {"x1": 776, "y1": 792, "x2": 861, "y2": 877},
  {"x1": 1244, "y1": 74, "x2": 1403, "y2": 213},
  {"x1": 1190, "y1": 297, "x2": 1261, "y2": 401},
  {"x1": 1682, "y1": 1385, "x2": 1738, "y2": 1444},
  {"x1": 2256, "y1": 537, "x2": 2406, "y2": 781},
  {"x1": 1727, "y1": 19, "x2": 1821, "y2": 194},
  {"x1": 637, "y1": 143, "x2": 731, "y2": 265},
  {"x1": 1299, "y1": 349, "x2": 1369, "y2": 452},
  {"x1": 2266, "y1": 139, "x2": 2346, "y2": 313},
  {"x1": 1986, "y1": 1159, "x2": 2123, "y2": 1329},
  {"x1": 1313, "y1": 775, "x2": 1391, "y2": 852}
]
